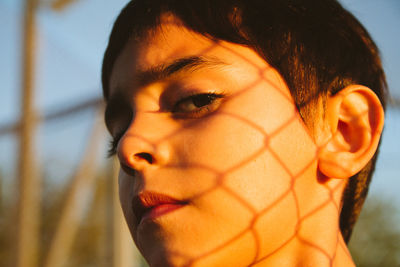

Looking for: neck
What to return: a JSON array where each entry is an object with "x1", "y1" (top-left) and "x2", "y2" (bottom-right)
[{"x1": 251, "y1": 210, "x2": 355, "y2": 267}]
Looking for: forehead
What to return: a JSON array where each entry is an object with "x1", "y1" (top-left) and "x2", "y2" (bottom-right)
[{"x1": 108, "y1": 15, "x2": 278, "y2": 97}]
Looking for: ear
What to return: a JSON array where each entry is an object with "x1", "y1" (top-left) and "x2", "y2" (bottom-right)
[{"x1": 318, "y1": 85, "x2": 384, "y2": 179}]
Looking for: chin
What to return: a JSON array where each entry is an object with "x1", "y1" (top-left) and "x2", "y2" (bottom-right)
[{"x1": 142, "y1": 249, "x2": 186, "y2": 267}]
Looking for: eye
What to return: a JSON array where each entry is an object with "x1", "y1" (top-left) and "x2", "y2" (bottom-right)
[
  {"x1": 107, "y1": 131, "x2": 124, "y2": 158},
  {"x1": 172, "y1": 93, "x2": 225, "y2": 118}
]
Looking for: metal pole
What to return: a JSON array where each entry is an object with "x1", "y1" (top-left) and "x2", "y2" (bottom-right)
[
  {"x1": 51, "y1": 0, "x2": 78, "y2": 11},
  {"x1": 15, "y1": 0, "x2": 40, "y2": 266},
  {"x1": 43, "y1": 111, "x2": 105, "y2": 267}
]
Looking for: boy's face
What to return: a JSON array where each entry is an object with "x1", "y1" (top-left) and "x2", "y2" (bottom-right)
[{"x1": 107, "y1": 16, "x2": 337, "y2": 266}]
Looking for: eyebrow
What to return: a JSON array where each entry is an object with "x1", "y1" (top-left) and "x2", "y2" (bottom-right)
[
  {"x1": 136, "y1": 55, "x2": 228, "y2": 86},
  {"x1": 105, "y1": 56, "x2": 228, "y2": 130}
]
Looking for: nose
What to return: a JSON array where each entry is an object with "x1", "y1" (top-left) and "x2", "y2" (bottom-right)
[{"x1": 117, "y1": 112, "x2": 171, "y2": 172}]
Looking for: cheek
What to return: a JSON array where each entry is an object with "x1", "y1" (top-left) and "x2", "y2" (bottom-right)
[
  {"x1": 118, "y1": 171, "x2": 133, "y2": 203},
  {"x1": 173, "y1": 81, "x2": 298, "y2": 172},
  {"x1": 223, "y1": 149, "x2": 293, "y2": 212},
  {"x1": 269, "y1": 117, "x2": 318, "y2": 177},
  {"x1": 169, "y1": 82, "x2": 318, "y2": 217},
  {"x1": 177, "y1": 114, "x2": 267, "y2": 173},
  {"x1": 118, "y1": 172, "x2": 136, "y2": 231}
]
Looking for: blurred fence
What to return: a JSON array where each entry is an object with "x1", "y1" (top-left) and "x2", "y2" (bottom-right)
[{"x1": 0, "y1": 0, "x2": 141, "y2": 266}]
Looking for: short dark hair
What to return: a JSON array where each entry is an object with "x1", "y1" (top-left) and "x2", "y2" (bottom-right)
[{"x1": 102, "y1": 0, "x2": 387, "y2": 242}]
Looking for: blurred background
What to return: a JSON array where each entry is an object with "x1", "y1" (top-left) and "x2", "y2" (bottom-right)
[{"x1": 0, "y1": 0, "x2": 399, "y2": 266}]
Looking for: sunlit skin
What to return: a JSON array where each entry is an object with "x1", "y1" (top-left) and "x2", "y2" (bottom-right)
[{"x1": 105, "y1": 15, "x2": 384, "y2": 267}]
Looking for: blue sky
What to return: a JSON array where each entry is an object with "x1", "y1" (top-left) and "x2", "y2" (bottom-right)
[{"x1": 0, "y1": 0, "x2": 399, "y2": 204}]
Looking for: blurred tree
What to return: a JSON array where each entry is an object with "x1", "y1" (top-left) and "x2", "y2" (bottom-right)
[
  {"x1": 349, "y1": 194, "x2": 400, "y2": 267},
  {"x1": 0, "y1": 164, "x2": 147, "y2": 267}
]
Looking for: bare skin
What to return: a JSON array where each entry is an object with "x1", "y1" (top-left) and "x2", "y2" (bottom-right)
[{"x1": 105, "y1": 15, "x2": 384, "y2": 267}]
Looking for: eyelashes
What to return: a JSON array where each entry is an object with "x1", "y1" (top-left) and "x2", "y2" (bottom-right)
[
  {"x1": 107, "y1": 92, "x2": 225, "y2": 157},
  {"x1": 171, "y1": 92, "x2": 225, "y2": 118},
  {"x1": 107, "y1": 130, "x2": 124, "y2": 158}
]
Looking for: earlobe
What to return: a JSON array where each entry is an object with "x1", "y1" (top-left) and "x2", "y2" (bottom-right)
[{"x1": 318, "y1": 85, "x2": 384, "y2": 179}]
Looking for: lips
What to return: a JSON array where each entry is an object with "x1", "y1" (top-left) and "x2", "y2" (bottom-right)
[{"x1": 132, "y1": 191, "x2": 187, "y2": 224}]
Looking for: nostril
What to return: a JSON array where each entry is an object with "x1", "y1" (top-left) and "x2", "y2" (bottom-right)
[{"x1": 134, "y1": 152, "x2": 154, "y2": 164}]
